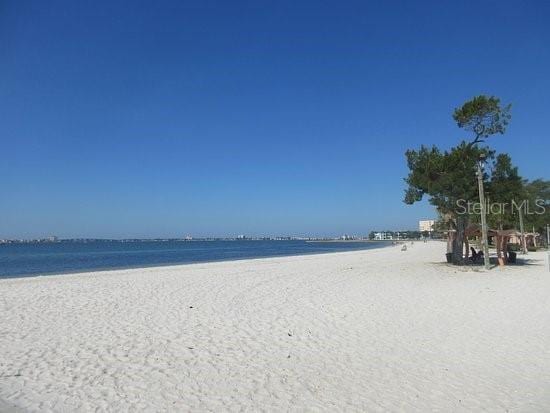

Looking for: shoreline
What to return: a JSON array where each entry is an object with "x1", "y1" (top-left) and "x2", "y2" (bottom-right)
[
  {"x1": 0, "y1": 241, "x2": 394, "y2": 281},
  {"x1": 2, "y1": 242, "x2": 549, "y2": 411},
  {"x1": 307, "y1": 239, "x2": 400, "y2": 243}
]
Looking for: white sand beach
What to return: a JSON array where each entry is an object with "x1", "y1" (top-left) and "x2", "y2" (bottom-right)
[{"x1": 1, "y1": 242, "x2": 550, "y2": 412}]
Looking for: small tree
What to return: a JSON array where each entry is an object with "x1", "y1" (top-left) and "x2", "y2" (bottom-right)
[
  {"x1": 405, "y1": 143, "x2": 492, "y2": 264},
  {"x1": 523, "y1": 179, "x2": 550, "y2": 239}
]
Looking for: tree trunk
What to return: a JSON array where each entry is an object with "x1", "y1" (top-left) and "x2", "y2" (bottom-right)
[{"x1": 451, "y1": 215, "x2": 468, "y2": 265}]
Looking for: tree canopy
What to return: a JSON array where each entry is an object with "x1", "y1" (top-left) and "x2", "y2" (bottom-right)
[
  {"x1": 485, "y1": 154, "x2": 525, "y2": 230},
  {"x1": 404, "y1": 142, "x2": 492, "y2": 216},
  {"x1": 453, "y1": 95, "x2": 511, "y2": 145}
]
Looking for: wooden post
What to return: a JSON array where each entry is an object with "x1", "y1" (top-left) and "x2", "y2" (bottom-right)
[
  {"x1": 477, "y1": 161, "x2": 490, "y2": 269},
  {"x1": 519, "y1": 203, "x2": 527, "y2": 254}
]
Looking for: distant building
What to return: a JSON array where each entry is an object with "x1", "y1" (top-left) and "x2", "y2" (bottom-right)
[
  {"x1": 419, "y1": 220, "x2": 435, "y2": 233},
  {"x1": 340, "y1": 234, "x2": 356, "y2": 240},
  {"x1": 374, "y1": 232, "x2": 393, "y2": 240}
]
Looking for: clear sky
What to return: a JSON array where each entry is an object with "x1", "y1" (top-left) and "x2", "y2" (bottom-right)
[{"x1": 1, "y1": 1, "x2": 549, "y2": 239}]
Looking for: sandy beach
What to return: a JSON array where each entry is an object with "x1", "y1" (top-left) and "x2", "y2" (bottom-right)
[{"x1": 1, "y1": 242, "x2": 550, "y2": 412}]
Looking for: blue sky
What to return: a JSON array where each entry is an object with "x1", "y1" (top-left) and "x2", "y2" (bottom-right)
[{"x1": 1, "y1": 1, "x2": 549, "y2": 239}]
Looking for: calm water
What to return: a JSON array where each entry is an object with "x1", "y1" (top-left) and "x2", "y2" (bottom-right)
[{"x1": 0, "y1": 240, "x2": 388, "y2": 278}]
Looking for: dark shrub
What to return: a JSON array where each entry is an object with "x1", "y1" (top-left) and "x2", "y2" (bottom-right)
[{"x1": 507, "y1": 243, "x2": 520, "y2": 252}]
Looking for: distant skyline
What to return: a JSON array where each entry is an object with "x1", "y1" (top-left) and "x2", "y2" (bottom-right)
[{"x1": 2, "y1": 1, "x2": 549, "y2": 239}]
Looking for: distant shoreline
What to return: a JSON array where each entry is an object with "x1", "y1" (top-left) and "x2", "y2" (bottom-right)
[{"x1": 307, "y1": 239, "x2": 416, "y2": 243}]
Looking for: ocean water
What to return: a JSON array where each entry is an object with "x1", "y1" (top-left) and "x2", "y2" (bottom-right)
[{"x1": 0, "y1": 240, "x2": 389, "y2": 278}]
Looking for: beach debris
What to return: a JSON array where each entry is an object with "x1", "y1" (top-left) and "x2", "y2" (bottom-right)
[
  {"x1": 189, "y1": 306, "x2": 194, "y2": 309},
  {"x1": 287, "y1": 332, "x2": 292, "y2": 337},
  {"x1": 0, "y1": 373, "x2": 22, "y2": 378}
]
